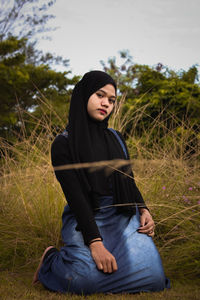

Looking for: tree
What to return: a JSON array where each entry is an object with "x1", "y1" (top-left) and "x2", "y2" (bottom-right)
[
  {"x1": 0, "y1": 0, "x2": 69, "y2": 68},
  {"x1": 0, "y1": 36, "x2": 78, "y2": 140},
  {"x1": 181, "y1": 66, "x2": 199, "y2": 84},
  {"x1": 0, "y1": 0, "x2": 56, "y2": 41},
  {"x1": 101, "y1": 51, "x2": 200, "y2": 155},
  {"x1": 0, "y1": 1, "x2": 79, "y2": 140}
]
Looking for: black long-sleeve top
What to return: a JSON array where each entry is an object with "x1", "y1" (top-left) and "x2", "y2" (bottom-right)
[
  {"x1": 51, "y1": 134, "x2": 102, "y2": 245},
  {"x1": 51, "y1": 133, "x2": 147, "y2": 246}
]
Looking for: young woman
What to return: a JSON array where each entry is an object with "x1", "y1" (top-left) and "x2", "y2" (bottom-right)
[{"x1": 33, "y1": 70, "x2": 170, "y2": 294}]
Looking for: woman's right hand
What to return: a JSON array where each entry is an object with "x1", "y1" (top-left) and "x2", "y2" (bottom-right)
[{"x1": 89, "y1": 241, "x2": 118, "y2": 273}]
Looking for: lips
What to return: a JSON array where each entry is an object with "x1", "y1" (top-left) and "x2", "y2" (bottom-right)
[{"x1": 98, "y1": 109, "x2": 107, "y2": 114}]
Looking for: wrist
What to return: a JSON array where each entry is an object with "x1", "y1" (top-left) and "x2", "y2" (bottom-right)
[
  {"x1": 89, "y1": 238, "x2": 102, "y2": 245},
  {"x1": 89, "y1": 239, "x2": 103, "y2": 249},
  {"x1": 139, "y1": 207, "x2": 149, "y2": 214}
]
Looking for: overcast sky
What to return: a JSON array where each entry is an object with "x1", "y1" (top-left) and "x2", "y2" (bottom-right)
[{"x1": 37, "y1": 0, "x2": 200, "y2": 76}]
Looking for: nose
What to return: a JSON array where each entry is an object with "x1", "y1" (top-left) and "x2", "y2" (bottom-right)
[{"x1": 101, "y1": 97, "x2": 109, "y2": 107}]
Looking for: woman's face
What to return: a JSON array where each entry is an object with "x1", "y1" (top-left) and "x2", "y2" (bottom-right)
[{"x1": 87, "y1": 84, "x2": 116, "y2": 121}]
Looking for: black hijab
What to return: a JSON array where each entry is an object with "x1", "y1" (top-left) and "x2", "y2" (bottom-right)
[{"x1": 67, "y1": 70, "x2": 145, "y2": 214}]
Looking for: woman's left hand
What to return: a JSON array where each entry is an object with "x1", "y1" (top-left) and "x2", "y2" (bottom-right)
[{"x1": 138, "y1": 208, "x2": 155, "y2": 237}]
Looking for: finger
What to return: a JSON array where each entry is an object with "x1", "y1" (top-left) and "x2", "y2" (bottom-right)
[
  {"x1": 140, "y1": 215, "x2": 145, "y2": 227},
  {"x1": 112, "y1": 258, "x2": 118, "y2": 272},
  {"x1": 139, "y1": 216, "x2": 153, "y2": 228},
  {"x1": 96, "y1": 260, "x2": 103, "y2": 271},
  {"x1": 138, "y1": 224, "x2": 151, "y2": 231},
  {"x1": 138, "y1": 225, "x2": 155, "y2": 234},
  {"x1": 102, "y1": 261, "x2": 108, "y2": 273},
  {"x1": 148, "y1": 231, "x2": 155, "y2": 237},
  {"x1": 139, "y1": 228, "x2": 154, "y2": 234},
  {"x1": 107, "y1": 259, "x2": 112, "y2": 273},
  {"x1": 138, "y1": 220, "x2": 154, "y2": 230}
]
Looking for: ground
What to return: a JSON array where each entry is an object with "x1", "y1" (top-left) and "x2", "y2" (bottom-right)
[{"x1": 1, "y1": 269, "x2": 200, "y2": 300}]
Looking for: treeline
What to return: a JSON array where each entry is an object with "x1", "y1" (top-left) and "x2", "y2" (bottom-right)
[
  {"x1": 0, "y1": 0, "x2": 200, "y2": 146},
  {"x1": 0, "y1": 0, "x2": 79, "y2": 140}
]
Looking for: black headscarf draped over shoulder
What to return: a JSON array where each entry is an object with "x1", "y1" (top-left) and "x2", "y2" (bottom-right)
[{"x1": 67, "y1": 70, "x2": 146, "y2": 213}]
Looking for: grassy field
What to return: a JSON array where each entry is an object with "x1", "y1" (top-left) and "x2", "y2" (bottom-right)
[
  {"x1": 0, "y1": 103, "x2": 200, "y2": 299},
  {"x1": 1, "y1": 270, "x2": 200, "y2": 300}
]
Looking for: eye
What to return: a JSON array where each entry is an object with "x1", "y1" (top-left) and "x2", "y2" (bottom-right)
[
  {"x1": 109, "y1": 98, "x2": 115, "y2": 105},
  {"x1": 96, "y1": 92, "x2": 104, "y2": 98}
]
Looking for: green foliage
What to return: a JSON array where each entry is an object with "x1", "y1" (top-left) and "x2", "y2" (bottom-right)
[
  {"x1": 0, "y1": 0, "x2": 78, "y2": 141},
  {"x1": 102, "y1": 51, "x2": 200, "y2": 143},
  {"x1": 0, "y1": 36, "x2": 78, "y2": 140},
  {"x1": 181, "y1": 65, "x2": 199, "y2": 84}
]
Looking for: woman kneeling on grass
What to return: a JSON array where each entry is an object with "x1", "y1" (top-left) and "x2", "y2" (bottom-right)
[{"x1": 33, "y1": 70, "x2": 170, "y2": 294}]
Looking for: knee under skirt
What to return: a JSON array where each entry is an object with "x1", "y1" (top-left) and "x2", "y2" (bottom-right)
[{"x1": 38, "y1": 196, "x2": 170, "y2": 294}]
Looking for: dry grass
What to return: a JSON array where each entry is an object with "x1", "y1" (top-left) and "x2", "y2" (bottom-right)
[
  {"x1": 0, "y1": 271, "x2": 200, "y2": 300},
  {"x1": 0, "y1": 93, "x2": 200, "y2": 297}
]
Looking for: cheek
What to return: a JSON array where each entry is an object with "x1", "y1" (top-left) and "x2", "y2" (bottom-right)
[
  {"x1": 87, "y1": 95, "x2": 97, "y2": 109},
  {"x1": 87, "y1": 103, "x2": 92, "y2": 117},
  {"x1": 87, "y1": 98, "x2": 98, "y2": 117},
  {"x1": 109, "y1": 105, "x2": 114, "y2": 113},
  {"x1": 87, "y1": 98, "x2": 93, "y2": 111}
]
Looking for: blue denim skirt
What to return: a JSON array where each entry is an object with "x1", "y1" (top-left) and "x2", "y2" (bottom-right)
[{"x1": 38, "y1": 196, "x2": 170, "y2": 294}]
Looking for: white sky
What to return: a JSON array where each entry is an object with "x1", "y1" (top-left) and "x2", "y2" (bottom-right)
[{"x1": 37, "y1": 0, "x2": 200, "y2": 76}]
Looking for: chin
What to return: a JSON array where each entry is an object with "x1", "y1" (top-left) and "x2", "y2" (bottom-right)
[
  {"x1": 89, "y1": 113, "x2": 107, "y2": 122},
  {"x1": 95, "y1": 114, "x2": 106, "y2": 121},
  {"x1": 96, "y1": 117, "x2": 105, "y2": 122}
]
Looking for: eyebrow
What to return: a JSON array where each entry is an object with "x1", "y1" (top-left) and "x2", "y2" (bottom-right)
[{"x1": 98, "y1": 89, "x2": 116, "y2": 99}]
